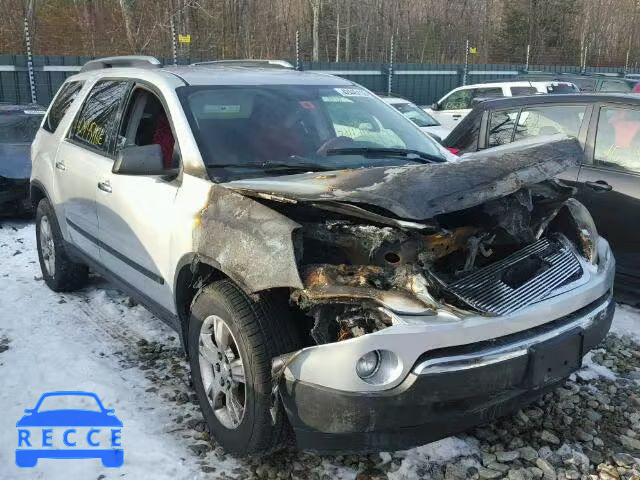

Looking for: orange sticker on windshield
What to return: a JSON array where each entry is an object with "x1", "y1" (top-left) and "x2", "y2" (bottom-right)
[{"x1": 299, "y1": 101, "x2": 316, "y2": 109}]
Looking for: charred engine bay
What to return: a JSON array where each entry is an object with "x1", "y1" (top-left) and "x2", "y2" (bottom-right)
[{"x1": 265, "y1": 180, "x2": 589, "y2": 345}]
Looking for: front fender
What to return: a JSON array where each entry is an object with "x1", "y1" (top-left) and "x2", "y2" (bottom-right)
[{"x1": 193, "y1": 186, "x2": 303, "y2": 293}]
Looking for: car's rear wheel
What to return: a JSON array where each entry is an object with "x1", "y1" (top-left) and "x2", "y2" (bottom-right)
[
  {"x1": 188, "y1": 280, "x2": 301, "y2": 454},
  {"x1": 36, "y1": 198, "x2": 88, "y2": 292}
]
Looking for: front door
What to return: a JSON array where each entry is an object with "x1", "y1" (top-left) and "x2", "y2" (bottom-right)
[
  {"x1": 95, "y1": 86, "x2": 179, "y2": 317},
  {"x1": 576, "y1": 104, "x2": 640, "y2": 282}
]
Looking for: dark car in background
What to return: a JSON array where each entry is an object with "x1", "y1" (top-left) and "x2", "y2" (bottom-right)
[
  {"x1": 443, "y1": 93, "x2": 640, "y2": 300},
  {"x1": 0, "y1": 104, "x2": 46, "y2": 215}
]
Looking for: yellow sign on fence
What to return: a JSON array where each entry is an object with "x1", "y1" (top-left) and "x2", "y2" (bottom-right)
[{"x1": 178, "y1": 34, "x2": 191, "y2": 44}]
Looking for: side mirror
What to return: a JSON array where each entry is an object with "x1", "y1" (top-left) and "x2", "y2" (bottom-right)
[
  {"x1": 431, "y1": 102, "x2": 439, "y2": 111},
  {"x1": 112, "y1": 144, "x2": 179, "y2": 177},
  {"x1": 23, "y1": 409, "x2": 34, "y2": 414}
]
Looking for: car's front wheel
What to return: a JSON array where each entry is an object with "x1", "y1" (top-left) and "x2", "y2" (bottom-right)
[
  {"x1": 188, "y1": 280, "x2": 301, "y2": 454},
  {"x1": 35, "y1": 198, "x2": 88, "y2": 292}
]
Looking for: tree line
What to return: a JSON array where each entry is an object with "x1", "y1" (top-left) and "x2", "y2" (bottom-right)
[{"x1": 2, "y1": 0, "x2": 640, "y2": 68}]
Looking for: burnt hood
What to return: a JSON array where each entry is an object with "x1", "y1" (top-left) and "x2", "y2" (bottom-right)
[
  {"x1": 0, "y1": 143, "x2": 31, "y2": 179},
  {"x1": 223, "y1": 135, "x2": 582, "y2": 221}
]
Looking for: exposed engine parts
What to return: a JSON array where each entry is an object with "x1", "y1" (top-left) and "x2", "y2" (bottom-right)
[{"x1": 288, "y1": 182, "x2": 598, "y2": 345}]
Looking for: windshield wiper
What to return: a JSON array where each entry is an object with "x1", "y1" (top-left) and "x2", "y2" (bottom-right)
[
  {"x1": 324, "y1": 147, "x2": 445, "y2": 164},
  {"x1": 206, "y1": 160, "x2": 339, "y2": 173}
]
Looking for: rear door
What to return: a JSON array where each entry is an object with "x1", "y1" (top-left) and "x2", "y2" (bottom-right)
[
  {"x1": 55, "y1": 79, "x2": 131, "y2": 259},
  {"x1": 575, "y1": 103, "x2": 640, "y2": 280}
]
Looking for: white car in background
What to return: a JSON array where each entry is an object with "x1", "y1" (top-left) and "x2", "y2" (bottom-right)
[
  {"x1": 381, "y1": 96, "x2": 451, "y2": 142},
  {"x1": 425, "y1": 81, "x2": 579, "y2": 129}
]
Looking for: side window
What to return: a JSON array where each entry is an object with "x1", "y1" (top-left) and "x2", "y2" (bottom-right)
[
  {"x1": 573, "y1": 78, "x2": 596, "y2": 92},
  {"x1": 514, "y1": 105, "x2": 586, "y2": 142},
  {"x1": 510, "y1": 86, "x2": 538, "y2": 96},
  {"x1": 119, "y1": 89, "x2": 177, "y2": 169},
  {"x1": 43, "y1": 81, "x2": 84, "y2": 133},
  {"x1": 488, "y1": 109, "x2": 518, "y2": 147},
  {"x1": 594, "y1": 107, "x2": 640, "y2": 174},
  {"x1": 440, "y1": 89, "x2": 473, "y2": 110},
  {"x1": 600, "y1": 80, "x2": 631, "y2": 92},
  {"x1": 475, "y1": 87, "x2": 503, "y2": 99},
  {"x1": 69, "y1": 80, "x2": 130, "y2": 154},
  {"x1": 445, "y1": 113, "x2": 481, "y2": 152}
]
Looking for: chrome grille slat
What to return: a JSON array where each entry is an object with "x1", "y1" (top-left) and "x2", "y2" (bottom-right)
[
  {"x1": 446, "y1": 237, "x2": 583, "y2": 315},
  {"x1": 452, "y1": 240, "x2": 551, "y2": 290}
]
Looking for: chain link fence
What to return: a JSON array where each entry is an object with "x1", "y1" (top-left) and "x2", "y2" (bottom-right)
[{"x1": 3, "y1": 15, "x2": 640, "y2": 107}]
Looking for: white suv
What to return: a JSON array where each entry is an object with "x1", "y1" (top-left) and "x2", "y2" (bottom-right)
[
  {"x1": 31, "y1": 56, "x2": 614, "y2": 455},
  {"x1": 426, "y1": 81, "x2": 579, "y2": 128}
]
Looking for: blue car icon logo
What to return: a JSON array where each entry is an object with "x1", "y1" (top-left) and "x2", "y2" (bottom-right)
[{"x1": 16, "y1": 391, "x2": 123, "y2": 468}]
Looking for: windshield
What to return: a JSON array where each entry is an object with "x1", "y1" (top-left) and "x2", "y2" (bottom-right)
[
  {"x1": 0, "y1": 112, "x2": 43, "y2": 143},
  {"x1": 391, "y1": 102, "x2": 440, "y2": 127},
  {"x1": 179, "y1": 85, "x2": 445, "y2": 179}
]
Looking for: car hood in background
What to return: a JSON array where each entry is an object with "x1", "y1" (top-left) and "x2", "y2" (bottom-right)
[
  {"x1": 0, "y1": 143, "x2": 31, "y2": 179},
  {"x1": 223, "y1": 135, "x2": 582, "y2": 220},
  {"x1": 421, "y1": 125, "x2": 452, "y2": 141}
]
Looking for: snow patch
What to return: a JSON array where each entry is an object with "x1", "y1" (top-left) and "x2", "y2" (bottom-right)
[
  {"x1": 387, "y1": 437, "x2": 480, "y2": 480},
  {"x1": 611, "y1": 303, "x2": 640, "y2": 343}
]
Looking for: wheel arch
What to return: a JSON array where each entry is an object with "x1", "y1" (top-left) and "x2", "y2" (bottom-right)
[
  {"x1": 174, "y1": 253, "x2": 252, "y2": 349},
  {"x1": 30, "y1": 180, "x2": 50, "y2": 209}
]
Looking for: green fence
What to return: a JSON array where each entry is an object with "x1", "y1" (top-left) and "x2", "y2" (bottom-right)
[{"x1": 1, "y1": 55, "x2": 637, "y2": 107}]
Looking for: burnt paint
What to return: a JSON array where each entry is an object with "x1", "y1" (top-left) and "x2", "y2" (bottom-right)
[
  {"x1": 224, "y1": 136, "x2": 583, "y2": 221},
  {"x1": 194, "y1": 185, "x2": 304, "y2": 293}
]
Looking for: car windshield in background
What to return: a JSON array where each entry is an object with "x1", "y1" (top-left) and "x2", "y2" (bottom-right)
[
  {"x1": 391, "y1": 102, "x2": 440, "y2": 127},
  {"x1": 179, "y1": 85, "x2": 444, "y2": 177},
  {"x1": 0, "y1": 112, "x2": 43, "y2": 143}
]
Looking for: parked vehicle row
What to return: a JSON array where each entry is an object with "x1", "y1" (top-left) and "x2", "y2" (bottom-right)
[
  {"x1": 425, "y1": 81, "x2": 579, "y2": 128},
  {"x1": 442, "y1": 93, "x2": 640, "y2": 295},
  {"x1": 29, "y1": 56, "x2": 615, "y2": 455}
]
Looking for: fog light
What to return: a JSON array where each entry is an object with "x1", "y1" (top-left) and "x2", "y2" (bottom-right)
[{"x1": 356, "y1": 351, "x2": 381, "y2": 379}]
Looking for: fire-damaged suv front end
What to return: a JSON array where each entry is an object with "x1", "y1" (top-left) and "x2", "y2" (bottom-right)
[{"x1": 220, "y1": 136, "x2": 615, "y2": 453}]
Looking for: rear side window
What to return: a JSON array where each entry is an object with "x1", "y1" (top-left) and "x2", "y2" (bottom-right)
[
  {"x1": 44, "y1": 81, "x2": 84, "y2": 133},
  {"x1": 514, "y1": 105, "x2": 586, "y2": 142},
  {"x1": 600, "y1": 79, "x2": 632, "y2": 92},
  {"x1": 488, "y1": 109, "x2": 518, "y2": 147},
  {"x1": 572, "y1": 78, "x2": 596, "y2": 92},
  {"x1": 510, "y1": 86, "x2": 537, "y2": 96},
  {"x1": 594, "y1": 106, "x2": 640, "y2": 174},
  {"x1": 69, "y1": 80, "x2": 130, "y2": 154}
]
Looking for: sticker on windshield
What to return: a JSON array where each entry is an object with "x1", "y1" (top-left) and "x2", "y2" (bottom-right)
[
  {"x1": 334, "y1": 87, "x2": 370, "y2": 97},
  {"x1": 203, "y1": 105, "x2": 241, "y2": 114}
]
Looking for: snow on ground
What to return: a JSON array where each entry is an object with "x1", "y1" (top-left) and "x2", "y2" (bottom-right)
[
  {"x1": 1, "y1": 220, "x2": 639, "y2": 480},
  {"x1": 612, "y1": 303, "x2": 640, "y2": 343}
]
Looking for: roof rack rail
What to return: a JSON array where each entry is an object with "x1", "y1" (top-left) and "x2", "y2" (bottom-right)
[
  {"x1": 190, "y1": 59, "x2": 294, "y2": 69},
  {"x1": 80, "y1": 56, "x2": 162, "y2": 73}
]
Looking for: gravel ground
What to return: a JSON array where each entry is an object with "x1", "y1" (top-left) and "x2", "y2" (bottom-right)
[
  {"x1": 1, "y1": 220, "x2": 639, "y2": 479},
  {"x1": 125, "y1": 326, "x2": 640, "y2": 480}
]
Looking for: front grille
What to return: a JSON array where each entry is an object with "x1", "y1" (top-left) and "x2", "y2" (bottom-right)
[{"x1": 447, "y1": 237, "x2": 583, "y2": 315}]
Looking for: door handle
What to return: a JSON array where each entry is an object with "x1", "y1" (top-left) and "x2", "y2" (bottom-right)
[
  {"x1": 585, "y1": 180, "x2": 612, "y2": 192},
  {"x1": 452, "y1": 115, "x2": 462, "y2": 118},
  {"x1": 97, "y1": 180, "x2": 112, "y2": 193},
  {"x1": 55, "y1": 161, "x2": 66, "y2": 171}
]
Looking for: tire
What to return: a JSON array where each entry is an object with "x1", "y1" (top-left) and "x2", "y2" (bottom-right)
[
  {"x1": 35, "y1": 198, "x2": 88, "y2": 292},
  {"x1": 188, "y1": 280, "x2": 301, "y2": 455}
]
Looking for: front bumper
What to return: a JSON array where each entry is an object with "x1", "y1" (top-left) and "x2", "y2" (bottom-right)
[{"x1": 280, "y1": 293, "x2": 615, "y2": 453}]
